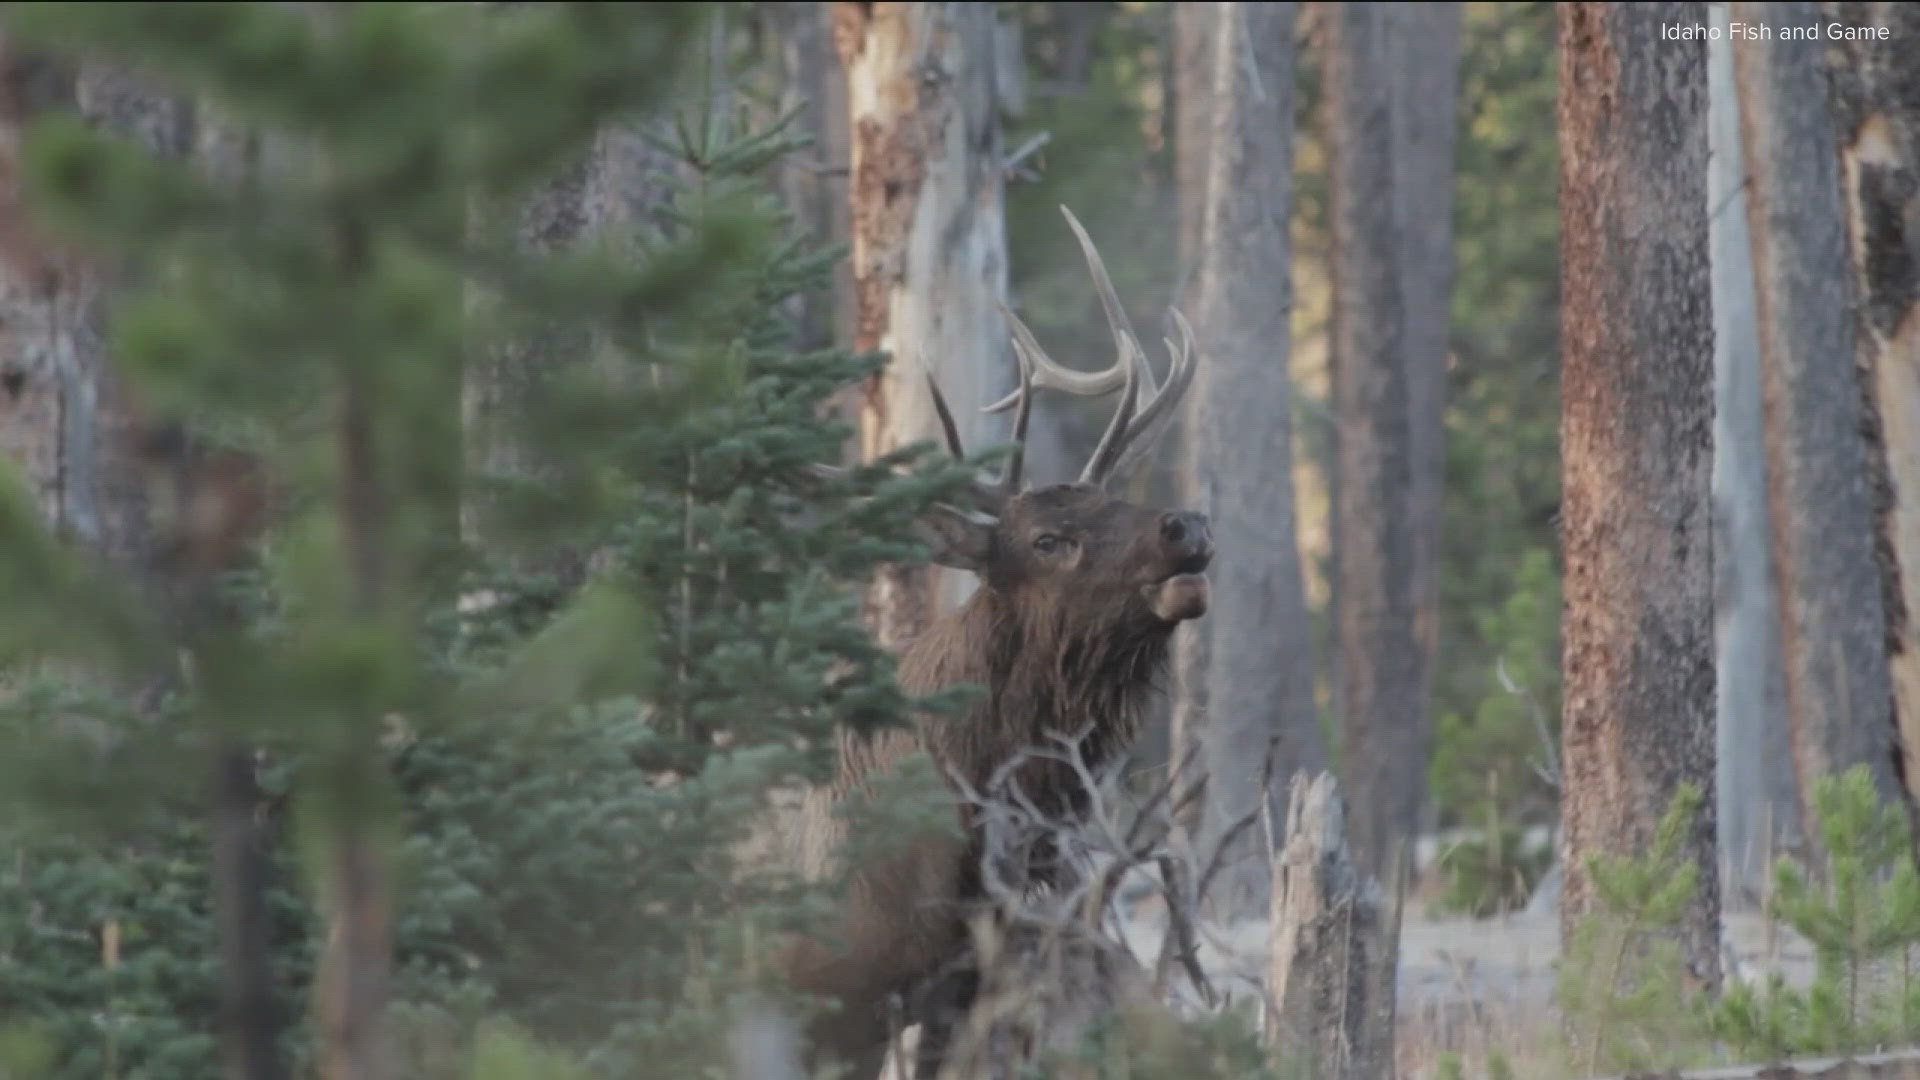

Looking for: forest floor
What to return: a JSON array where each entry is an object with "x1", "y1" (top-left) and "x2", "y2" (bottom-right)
[{"x1": 1115, "y1": 868, "x2": 1835, "y2": 1079}]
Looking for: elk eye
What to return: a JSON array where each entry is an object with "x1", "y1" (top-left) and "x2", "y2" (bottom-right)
[{"x1": 1032, "y1": 533, "x2": 1063, "y2": 554}]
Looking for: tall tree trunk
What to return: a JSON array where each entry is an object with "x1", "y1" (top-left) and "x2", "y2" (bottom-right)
[
  {"x1": 1182, "y1": 0, "x2": 1322, "y2": 918},
  {"x1": 834, "y1": 1, "x2": 1012, "y2": 651},
  {"x1": 1707, "y1": 10, "x2": 1801, "y2": 905},
  {"x1": 1169, "y1": 0, "x2": 1221, "y2": 842},
  {"x1": 1821, "y1": 1, "x2": 1920, "y2": 850},
  {"x1": 0, "y1": 51, "x2": 182, "y2": 574},
  {"x1": 314, "y1": 356, "x2": 394, "y2": 1080},
  {"x1": 1327, "y1": 1, "x2": 1453, "y2": 880},
  {"x1": 461, "y1": 130, "x2": 676, "y2": 570},
  {"x1": 1389, "y1": 0, "x2": 1461, "y2": 862},
  {"x1": 1557, "y1": 1, "x2": 1722, "y2": 990},
  {"x1": 1733, "y1": 0, "x2": 1902, "y2": 841},
  {"x1": 769, "y1": 0, "x2": 852, "y2": 357},
  {"x1": 1173, "y1": 1, "x2": 1219, "y2": 290}
]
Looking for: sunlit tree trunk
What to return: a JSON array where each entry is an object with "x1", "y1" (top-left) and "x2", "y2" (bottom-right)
[
  {"x1": 834, "y1": 1, "x2": 1013, "y2": 651},
  {"x1": 1822, "y1": 0, "x2": 1920, "y2": 851},
  {"x1": 1557, "y1": 0, "x2": 1721, "y2": 990},
  {"x1": 1733, "y1": 0, "x2": 1902, "y2": 842},
  {"x1": 1706, "y1": 5, "x2": 1801, "y2": 905}
]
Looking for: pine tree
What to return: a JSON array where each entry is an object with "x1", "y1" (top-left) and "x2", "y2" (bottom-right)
[{"x1": 0, "y1": 4, "x2": 975, "y2": 1077}]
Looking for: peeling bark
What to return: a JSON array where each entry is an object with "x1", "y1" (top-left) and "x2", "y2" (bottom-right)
[
  {"x1": 1821, "y1": 0, "x2": 1920, "y2": 849},
  {"x1": 835, "y1": 1, "x2": 1013, "y2": 650},
  {"x1": 1733, "y1": 0, "x2": 1902, "y2": 840}
]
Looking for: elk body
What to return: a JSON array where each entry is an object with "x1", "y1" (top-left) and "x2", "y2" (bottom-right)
[{"x1": 782, "y1": 210, "x2": 1213, "y2": 1079}]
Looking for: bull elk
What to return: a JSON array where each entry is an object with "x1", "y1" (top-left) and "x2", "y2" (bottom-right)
[{"x1": 783, "y1": 208, "x2": 1212, "y2": 1079}]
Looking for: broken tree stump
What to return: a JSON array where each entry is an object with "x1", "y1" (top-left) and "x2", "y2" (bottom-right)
[{"x1": 1266, "y1": 771, "x2": 1399, "y2": 1079}]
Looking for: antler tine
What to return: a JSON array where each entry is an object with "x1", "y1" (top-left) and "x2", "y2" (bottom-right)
[
  {"x1": 982, "y1": 205, "x2": 1148, "y2": 415},
  {"x1": 1079, "y1": 334, "x2": 1142, "y2": 485},
  {"x1": 1001, "y1": 331, "x2": 1037, "y2": 495},
  {"x1": 925, "y1": 371, "x2": 967, "y2": 461},
  {"x1": 1059, "y1": 204, "x2": 1150, "y2": 387},
  {"x1": 982, "y1": 307, "x2": 1132, "y2": 413},
  {"x1": 924, "y1": 371, "x2": 1009, "y2": 513},
  {"x1": 1109, "y1": 308, "x2": 1200, "y2": 482}
]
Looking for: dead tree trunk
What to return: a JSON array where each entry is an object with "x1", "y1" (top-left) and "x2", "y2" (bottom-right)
[
  {"x1": 1557, "y1": 1, "x2": 1722, "y2": 990},
  {"x1": 834, "y1": 0, "x2": 1013, "y2": 651},
  {"x1": 1821, "y1": 1, "x2": 1920, "y2": 852},
  {"x1": 1707, "y1": 9, "x2": 1801, "y2": 903},
  {"x1": 1732, "y1": 0, "x2": 1902, "y2": 837},
  {"x1": 1266, "y1": 772, "x2": 1397, "y2": 1080},
  {"x1": 1181, "y1": 0, "x2": 1323, "y2": 919}
]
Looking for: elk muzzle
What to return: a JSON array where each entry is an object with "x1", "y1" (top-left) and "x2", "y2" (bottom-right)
[{"x1": 1147, "y1": 511, "x2": 1212, "y2": 622}]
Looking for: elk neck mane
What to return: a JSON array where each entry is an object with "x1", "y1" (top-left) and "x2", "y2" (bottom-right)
[{"x1": 899, "y1": 579, "x2": 1176, "y2": 797}]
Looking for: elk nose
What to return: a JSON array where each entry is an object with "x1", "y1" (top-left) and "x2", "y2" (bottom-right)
[{"x1": 1160, "y1": 511, "x2": 1212, "y2": 558}]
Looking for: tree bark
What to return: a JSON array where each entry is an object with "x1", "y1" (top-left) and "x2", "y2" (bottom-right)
[
  {"x1": 1557, "y1": 1, "x2": 1721, "y2": 990},
  {"x1": 1173, "y1": 1, "x2": 1218, "y2": 290},
  {"x1": 769, "y1": 0, "x2": 852, "y2": 358},
  {"x1": 460, "y1": 118, "x2": 676, "y2": 570},
  {"x1": 1821, "y1": 1, "x2": 1920, "y2": 852},
  {"x1": 1179, "y1": 1, "x2": 1323, "y2": 918},
  {"x1": 1169, "y1": 0, "x2": 1220, "y2": 844},
  {"x1": 834, "y1": 1, "x2": 1013, "y2": 651},
  {"x1": 1733, "y1": 0, "x2": 1902, "y2": 840},
  {"x1": 1265, "y1": 773, "x2": 1396, "y2": 1080},
  {"x1": 1391, "y1": 4, "x2": 1461, "y2": 859},
  {"x1": 1327, "y1": 1, "x2": 1434, "y2": 880},
  {"x1": 2, "y1": 43, "x2": 292, "y2": 1080},
  {"x1": 1707, "y1": 11, "x2": 1802, "y2": 904},
  {"x1": 0, "y1": 51, "x2": 183, "y2": 574}
]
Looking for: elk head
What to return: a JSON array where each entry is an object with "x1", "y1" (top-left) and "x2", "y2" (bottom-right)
[{"x1": 916, "y1": 207, "x2": 1211, "y2": 631}]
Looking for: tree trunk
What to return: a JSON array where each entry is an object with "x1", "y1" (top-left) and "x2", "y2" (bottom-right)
[
  {"x1": 1557, "y1": 1, "x2": 1721, "y2": 990},
  {"x1": 1821, "y1": 1, "x2": 1920, "y2": 853},
  {"x1": 769, "y1": 0, "x2": 852, "y2": 358},
  {"x1": 1707, "y1": 8, "x2": 1802, "y2": 904},
  {"x1": 2, "y1": 43, "x2": 293, "y2": 1080},
  {"x1": 1391, "y1": 4, "x2": 1461, "y2": 858},
  {"x1": 1169, "y1": 0, "x2": 1220, "y2": 844},
  {"x1": 1266, "y1": 772, "x2": 1396, "y2": 1080},
  {"x1": 1733, "y1": 0, "x2": 1902, "y2": 840},
  {"x1": 1326, "y1": 1, "x2": 1423, "y2": 880},
  {"x1": 1180, "y1": 0, "x2": 1322, "y2": 918},
  {"x1": 1173, "y1": 1, "x2": 1218, "y2": 289},
  {"x1": 0, "y1": 51, "x2": 183, "y2": 574},
  {"x1": 834, "y1": 1, "x2": 1013, "y2": 651},
  {"x1": 461, "y1": 121, "x2": 676, "y2": 570}
]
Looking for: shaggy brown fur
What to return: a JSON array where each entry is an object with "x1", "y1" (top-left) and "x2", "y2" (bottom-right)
[{"x1": 784, "y1": 482, "x2": 1213, "y2": 1079}]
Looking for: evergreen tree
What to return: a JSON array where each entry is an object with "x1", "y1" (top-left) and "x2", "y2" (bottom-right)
[{"x1": 0, "y1": 4, "x2": 974, "y2": 1076}]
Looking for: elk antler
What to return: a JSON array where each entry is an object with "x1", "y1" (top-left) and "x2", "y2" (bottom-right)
[
  {"x1": 912, "y1": 204, "x2": 1198, "y2": 524},
  {"x1": 983, "y1": 206, "x2": 1200, "y2": 489}
]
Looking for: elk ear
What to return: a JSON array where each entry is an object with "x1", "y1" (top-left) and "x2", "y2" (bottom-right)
[{"x1": 919, "y1": 505, "x2": 994, "y2": 571}]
